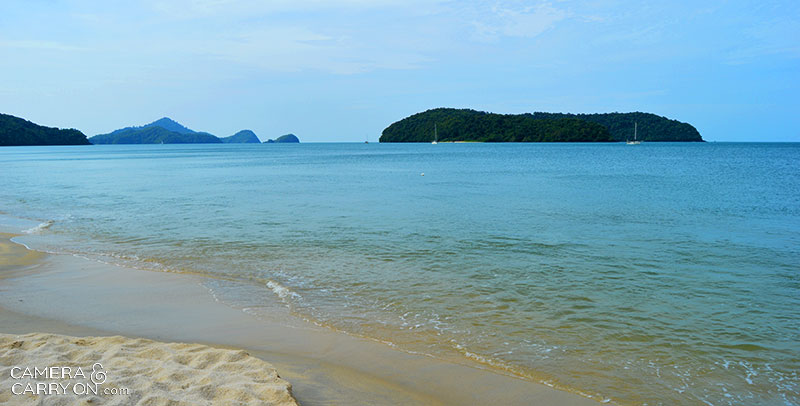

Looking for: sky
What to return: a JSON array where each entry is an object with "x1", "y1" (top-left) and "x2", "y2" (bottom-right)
[{"x1": 1, "y1": 0, "x2": 798, "y2": 142}]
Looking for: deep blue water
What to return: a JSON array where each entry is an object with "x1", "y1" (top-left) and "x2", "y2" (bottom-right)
[{"x1": 1, "y1": 142, "x2": 798, "y2": 405}]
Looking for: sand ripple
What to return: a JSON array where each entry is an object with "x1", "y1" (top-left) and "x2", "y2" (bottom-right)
[{"x1": 0, "y1": 333, "x2": 298, "y2": 405}]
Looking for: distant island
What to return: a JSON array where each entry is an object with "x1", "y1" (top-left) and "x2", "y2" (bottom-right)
[
  {"x1": 221, "y1": 130, "x2": 261, "y2": 143},
  {"x1": 379, "y1": 108, "x2": 703, "y2": 143},
  {"x1": 90, "y1": 118, "x2": 261, "y2": 144},
  {"x1": 0, "y1": 113, "x2": 90, "y2": 146},
  {"x1": 265, "y1": 134, "x2": 300, "y2": 143}
]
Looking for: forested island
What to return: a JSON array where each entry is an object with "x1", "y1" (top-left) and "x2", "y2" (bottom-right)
[
  {"x1": 90, "y1": 118, "x2": 261, "y2": 144},
  {"x1": 4, "y1": 115, "x2": 297, "y2": 145},
  {"x1": 221, "y1": 130, "x2": 261, "y2": 143},
  {"x1": 265, "y1": 134, "x2": 300, "y2": 143},
  {"x1": 379, "y1": 108, "x2": 703, "y2": 143},
  {"x1": 0, "y1": 114, "x2": 90, "y2": 146}
]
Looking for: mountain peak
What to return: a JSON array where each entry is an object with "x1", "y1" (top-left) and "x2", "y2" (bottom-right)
[
  {"x1": 151, "y1": 117, "x2": 177, "y2": 125},
  {"x1": 145, "y1": 117, "x2": 195, "y2": 134}
]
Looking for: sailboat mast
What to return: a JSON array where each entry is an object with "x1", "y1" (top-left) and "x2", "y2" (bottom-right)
[
  {"x1": 435, "y1": 124, "x2": 438, "y2": 142},
  {"x1": 634, "y1": 122, "x2": 637, "y2": 141}
]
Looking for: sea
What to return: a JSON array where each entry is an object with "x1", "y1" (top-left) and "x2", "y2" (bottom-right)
[{"x1": 0, "y1": 142, "x2": 797, "y2": 405}]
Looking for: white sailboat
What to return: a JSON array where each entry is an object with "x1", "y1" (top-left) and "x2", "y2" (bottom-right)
[
  {"x1": 626, "y1": 122, "x2": 641, "y2": 145},
  {"x1": 432, "y1": 124, "x2": 438, "y2": 144}
]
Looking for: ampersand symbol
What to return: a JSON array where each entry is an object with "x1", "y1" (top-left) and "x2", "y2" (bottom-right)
[{"x1": 91, "y1": 363, "x2": 106, "y2": 385}]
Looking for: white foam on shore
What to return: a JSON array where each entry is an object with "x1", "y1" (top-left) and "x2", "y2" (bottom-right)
[
  {"x1": 7, "y1": 237, "x2": 36, "y2": 252},
  {"x1": 22, "y1": 220, "x2": 54, "y2": 234},
  {"x1": 267, "y1": 280, "x2": 302, "y2": 301}
]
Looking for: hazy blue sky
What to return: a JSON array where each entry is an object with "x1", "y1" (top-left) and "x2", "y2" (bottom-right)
[{"x1": 1, "y1": 1, "x2": 798, "y2": 141}]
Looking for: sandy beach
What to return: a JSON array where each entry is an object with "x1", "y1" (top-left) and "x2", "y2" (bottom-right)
[
  {"x1": 0, "y1": 332, "x2": 297, "y2": 405},
  {"x1": 0, "y1": 232, "x2": 599, "y2": 405}
]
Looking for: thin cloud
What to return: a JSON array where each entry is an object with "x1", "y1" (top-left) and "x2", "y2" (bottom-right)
[
  {"x1": 148, "y1": 0, "x2": 439, "y2": 19},
  {"x1": 470, "y1": 2, "x2": 570, "y2": 41},
  {"x1": 0, "y1": 40, "x2": 87, "y2": 52}
]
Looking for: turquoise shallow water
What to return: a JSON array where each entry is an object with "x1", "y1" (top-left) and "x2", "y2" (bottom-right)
[{"x1": 1, "y1": 142, "x2": 798, "y2": 405}]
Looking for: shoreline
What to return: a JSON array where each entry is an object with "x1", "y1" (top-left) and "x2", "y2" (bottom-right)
[{"x1": 0, "y1": 232, "x2": 599, "y2": 405}]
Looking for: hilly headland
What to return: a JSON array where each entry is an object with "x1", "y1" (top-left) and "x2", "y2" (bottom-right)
[{"x1": 0, "y1": 113, "x2": 90, "y2": 146}]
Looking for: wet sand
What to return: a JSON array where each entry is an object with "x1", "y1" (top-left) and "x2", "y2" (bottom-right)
[{"x1": 0, "y1": 234, "x2": 599, "y2": 405}]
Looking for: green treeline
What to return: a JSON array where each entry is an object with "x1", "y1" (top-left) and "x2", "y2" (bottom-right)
[
  {"x1": 380, "y1": 109, "x2": 612, "y2": 143},
  {"x1": 0, "y1": 114, "x2": 90, "y2": 146},
  {"x1": 534, "y1": 112, "x2": 703, "y2": 142},
  {"x1": 379, "y1": 108, "x2": 703, "y2": 143}
]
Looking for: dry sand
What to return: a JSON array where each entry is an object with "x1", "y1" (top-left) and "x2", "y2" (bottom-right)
[{"x1": 0, "y1": 332, "x2": 297, "y2": 406}]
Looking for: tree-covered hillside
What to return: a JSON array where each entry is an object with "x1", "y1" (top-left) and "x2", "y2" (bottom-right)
[
  {"x1": 90, "y1": 117, "x2": 221, "y2": 144},
  {"x1": 0, "y1": 114, "x2": 90, "y2": 146},
  {"x1": 221, "y1": 130, "x2": 261, "y2": 143},
  {"x1": 380, "y1": 108, "x2": 613, "y2": 143},
  {"x1": 265, "y1": 134, "x2": 300, "y2": 143},
  {"x1": 534, "y1": 112, "x2": 702, "y2": 142},
  {"x1": 90, "y1": 126, "x2": 220, "y2": 144},
  {"x1": 380, "y1": 108, "x2": 702, "y2": 143}
]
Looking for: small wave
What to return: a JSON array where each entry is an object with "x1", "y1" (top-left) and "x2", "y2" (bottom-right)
[
  {"x1": 23, "y1": 220, "x2": 54, "y2": 234},
  {"x1": 266, "y1": 280, "x2": 302, "y2": 301},
  {"x1": 448, "y1": 339, "x2": 528, "y2": 375}
]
